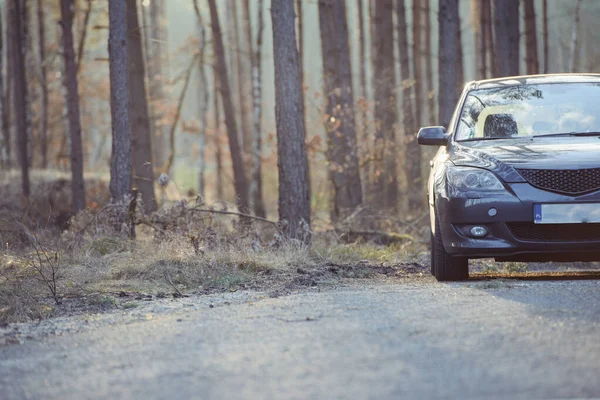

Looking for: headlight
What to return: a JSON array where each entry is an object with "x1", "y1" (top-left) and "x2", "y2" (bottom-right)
[{"x1": 446, "y1": 167, "x2": 504, "y2": 191}]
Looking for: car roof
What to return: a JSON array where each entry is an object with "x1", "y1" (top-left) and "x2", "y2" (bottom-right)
[{"x1": 466, "y1": 73, "x2": 600, "y2": 90}]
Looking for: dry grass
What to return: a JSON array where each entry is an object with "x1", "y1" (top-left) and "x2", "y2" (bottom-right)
[
  {"x1": 0, "y1": 170, "x2": 428, "y2": 325},
  {"x1": 0, "y1": 224, "x2": 425, "y2": 325}
]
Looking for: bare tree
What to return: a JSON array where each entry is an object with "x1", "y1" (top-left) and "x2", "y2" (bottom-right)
[
  {"x1": 295, "y1": 0, "x2": 306, "y2": 137},
  {"x1": 372, "y1": 0, "x2": 397, "y2": 209},
  {"x1": 149, "y1": 0, "x2": 169, "y2": 173},
  {"x1": 0, "y1": 5, "x2": 7, "y2": 168},
  {"x1": 524, "y1": 0, "x2": 539, "y2": 75},
  {"x1": 318, "y1": 0, "x2": 363, "y2": 220},
  {"x1": 412, "y1": 0, "x2": 423, "y2": 127},
  {"x1": 238, "y1": 0, "x2": 254, "y2": 165},
  {"x1": 356, "y1": 0, "x2": 368, "y2": 151},
  {"x1": 456, "y1": 3, "x2": 464, "y2": 89},
  {"x1": 109, "y1": 0, "x2": 132, "y2": 202},
  {"x1": 493, "y1": 0, "x2": 519, "y2": 77},
  {"x1": 249, "y1": 0, "x2": 266, "y2": 217},
  {"x1": 424, "y1": 0, "x2": 435, "y2": 126},
  {"x1": 568, "y1": 0, "x2": 582, "y2": 73},
  {"x1": 192, "y1": 0, "x2": 209, "y2": 200},
  {"x1": 75, "y1": 0, "x2": 92, "y2": 74},
  {"x1": 10, "y1": 0, "x2": 30, "y2": 197},
  {"x1": 21, "y1": 0, "x2": 31, "y2": 169},
  {"x1": 213, "y1": 69, "x2": 224, "y2": 201},
  {"x1": 271, "y1": 0, "x2": 311, "y2": 242},
  {"x1": 474, "y1": 0, "x2": 492, "y2": 79},
  {"x1": 542, "y1": 0, "x2": 548, "y2": 73},
  {"x1": 59, "y1": 0, "x2": 86, "y2": 213},
  {"x1": 208, "y1": 0, "x2": 250, "y2": 214},
  {"x1": 397, "y1": 0, "x2": 421, "y2": 211},
  {"x1": 127, "y1": 0, "x2": 157, "y2": 213},
  {"x1": 438, "y1": 0, "x2": 461, "y2": 128},
  {"x1": 37, "y1": 0, "x2": 48, "y2": 168},
  {"x1": 472, "y1": 0, "x2": 482, "y2": 79}
]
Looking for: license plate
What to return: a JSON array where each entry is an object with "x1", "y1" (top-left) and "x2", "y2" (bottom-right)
[{"x1": 534, "y1": 203, "x2": 600, "y2": 224}]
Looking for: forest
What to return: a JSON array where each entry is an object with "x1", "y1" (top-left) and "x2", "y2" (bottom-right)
[{"x1": 0, "y1": 0, "x2": 598, "y2": 321}]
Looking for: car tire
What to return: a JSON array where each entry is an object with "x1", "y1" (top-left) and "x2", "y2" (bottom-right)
[{"x1": 432, "y1": 208, "x2": 469, "y2": 281}]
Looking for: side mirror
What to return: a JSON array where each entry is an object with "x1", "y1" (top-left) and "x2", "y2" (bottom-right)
[{"x1": 417, "y1": 126, "x2": 449, "y2": 146}]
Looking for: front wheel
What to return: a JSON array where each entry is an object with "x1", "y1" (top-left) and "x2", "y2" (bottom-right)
[{"x1": 431, "y1": 209, "x2": 469, "y2": 281}]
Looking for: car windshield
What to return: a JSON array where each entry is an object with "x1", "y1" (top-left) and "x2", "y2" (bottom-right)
[{"x1": 455, "y1": 82, "x2": 600, "y2": 141}]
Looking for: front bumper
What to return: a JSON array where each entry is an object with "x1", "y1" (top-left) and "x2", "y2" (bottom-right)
[{"x1": 436, "y1": 183, "x2": 600, "y2": 261}]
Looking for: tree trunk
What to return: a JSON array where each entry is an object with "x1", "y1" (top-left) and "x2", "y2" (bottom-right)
[
  {"x1": 356, "y1": 0, "x2": 368, "y2": 180},
  {"x1": 22, "y1": 0, "x2": 32, "y2": 169},
  {"x1": 475, "y1": 0, "x2": 488, "y2": 79},
  {"x1": 412, "y1": 0, "x2": 423, "y2": 127},
  {"x1": 5, "y1": 4, "x2": 13, "y2": 168},
  {"x1": 397, "y1": 0, "x2": 421, "y2": 212},
  {"x1": 10, "y1": 0, "x2": 30, "y2": 198},
  {"x1": 60, "y1": 0, "x2": 86, "y2": 213},
  {"x1": 0, "y1": 5, "x2": 7, "y2": 168},
  {"x1": 37, "y1": 0, "x2": 48, "y2": 169},
  {"x1": 318, "y1": 0, "x2": 363, "y2": 221},
  {"x1": 296, "y1": 0, "x2": 306, "y2": 138},
  {"x1": 249, "y1": 0, "x2": 266, "y2": 217},
  {"x1": 75, "y1": 0, "x2": 92, "y2": 74},
  {"x1": 108, "y1": 0, "x2": 132, "y2": 202},
  {"x1": 456, "y1": 5, "x2": 464, "y2": 91},
  {"x1": 372, "y1": 0, "x2": 397, "y2": 209},
  {"x1": 192, "y1": 0, "x2": 208, "y2": 201},
  {"x1": 238, "y1": 0, "x2": 254, "y2": 167},
  {"x1": 523, "y1": 0, "x2": 539, "y2": 75},
  {"x1": 149, "y1": 0, "x2": 168, "y2": 173},
  {"x1": 208, "y1": 0, "x2": 250, "y2": 214},
  {"x1": 542, "y1": 0, "x2": 548, "y2": 73},
  {"x1": 483, "y1": 0, "x2": 493, "y2": 77},
  {"x1": 568, "y1": 0, "x2": 582, "y2": 73},
  {"x1": 493, "y1": 0, "x2": 519, "y2": 77},
  {"x1": 438, "y1": 0, "x2": 460, "y2": 128},
  {"x1": 271, "y1": 0, "x2": 311, "y2": 242},
  {"x1": 424, "y1": 0, "x2": 435, "y2": 126},
  {"x1": 472, "y1": 0, "x2": 482, "y2": 79},
  {"x1": 213, "y1": 69, "x2": 223, "y2": 201},
  {"x1": 127, "y1": 0, "x2": 157, "y2": 213}
]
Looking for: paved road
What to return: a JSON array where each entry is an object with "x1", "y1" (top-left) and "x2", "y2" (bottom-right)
[{"x1": 1, "y1": 278, "x2": 600, "y2": 399}]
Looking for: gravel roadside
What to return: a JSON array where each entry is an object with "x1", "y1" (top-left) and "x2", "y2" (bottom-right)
[{"x1": 1, "y1": 276, "x2": 600, "y2": 399}]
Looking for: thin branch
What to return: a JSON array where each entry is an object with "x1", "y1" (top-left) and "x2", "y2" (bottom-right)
[
  {"x1": 163, "y1": 270, "x2": 183, "y2": 297},
  {"x1": 189, "y1": 207, "x2": 281, "y2": 230},
  {"x1": 164, "y1": 53, "x2": 199, "y2": 173},
  {"x1": 76, "y1": 0, "x2": 93, "y2": 75}
]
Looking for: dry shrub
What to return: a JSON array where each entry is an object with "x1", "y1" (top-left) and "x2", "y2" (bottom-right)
[{"x1": 0, "y1": 170, "x2": 110, "y2": 248}]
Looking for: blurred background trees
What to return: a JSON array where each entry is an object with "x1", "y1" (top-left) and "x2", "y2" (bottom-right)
[{"x1": 2, "y1": 0, "x2": 599, "y2": 235}]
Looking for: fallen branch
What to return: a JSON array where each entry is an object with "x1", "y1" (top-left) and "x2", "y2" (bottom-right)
[
  {"x1": 189, "y1": 207, "x2": 277, "y2": 226},
  {"x1": 338, "y1": 230, "x2": 414, "y2": 246}
]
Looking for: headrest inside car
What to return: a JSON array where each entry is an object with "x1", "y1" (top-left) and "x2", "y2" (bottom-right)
[{"x1": 483, "y1": 114, "x2": 518, "y2": 138}]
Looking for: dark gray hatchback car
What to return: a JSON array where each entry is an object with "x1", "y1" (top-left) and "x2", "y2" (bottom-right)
[{"x1": 418, "y1": 74, "x2": 600, "y2": 281}]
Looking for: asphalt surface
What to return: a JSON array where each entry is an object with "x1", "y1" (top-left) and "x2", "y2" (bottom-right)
[{"x1": 1, "y1": 277, "x2": 600, "y2": 400}]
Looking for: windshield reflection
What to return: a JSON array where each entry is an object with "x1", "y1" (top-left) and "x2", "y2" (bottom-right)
[{"x1": 456, "y1": 83, "x2": 600, "y2": 141}]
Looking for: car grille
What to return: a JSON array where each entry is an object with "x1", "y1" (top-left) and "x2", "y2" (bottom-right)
[
  {"x1": 516, "y1": 168, "x2": 600, "y2": 195},
  {"x1": 507, "y1": 222, "x2": 600, "y2": 242}
]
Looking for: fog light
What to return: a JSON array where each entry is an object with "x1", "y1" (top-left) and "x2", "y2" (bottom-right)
[{"x1": 470, "y1": 226, "x2": 488, "y2": 238}]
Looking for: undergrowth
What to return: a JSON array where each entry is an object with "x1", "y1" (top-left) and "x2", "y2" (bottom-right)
[{"x1": 0, "y1": 172, "x2": 427, "y2": 325}]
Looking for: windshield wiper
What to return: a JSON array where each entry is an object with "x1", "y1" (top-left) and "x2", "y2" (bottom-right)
[
  {"x1": 532, "y1": 132, "x2": 600, "y2": 138},
  {"x1": 459, "y1": 136, "x2": 519, "y2": 142},
  {"x1": 569, "y1": 131, "x2": 600, "y2": 136}
]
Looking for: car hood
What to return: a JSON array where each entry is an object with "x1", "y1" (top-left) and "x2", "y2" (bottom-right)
[{"x1": 451, "y1": 137, "x2": 600, "y2": 182}]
